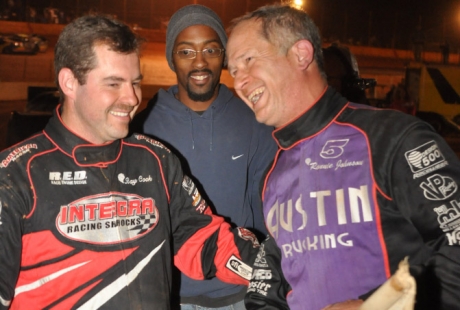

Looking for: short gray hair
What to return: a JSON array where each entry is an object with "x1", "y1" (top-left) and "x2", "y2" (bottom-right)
[{"x1": 230, "y1": 4, "x2": 325, "y2": 78}]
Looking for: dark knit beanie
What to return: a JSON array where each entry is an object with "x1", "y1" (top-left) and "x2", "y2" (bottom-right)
[{"x1": 166, "y1": 4, "x2": 227, "y2": 71}]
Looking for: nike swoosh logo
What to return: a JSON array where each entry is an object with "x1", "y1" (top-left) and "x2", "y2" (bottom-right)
[{"x1": 232, "y1": 154, "x2": 244, "y2": 160}]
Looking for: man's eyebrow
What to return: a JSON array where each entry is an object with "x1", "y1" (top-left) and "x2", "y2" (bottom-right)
[
  {"x1": 227, "y1": 52, "x2": 246, "y2": 72},
  {"x1": 175, "y1": 38, "x2": 222, "y2": 47},
  {"x1": 103, "y1": 74, "x2": 143, "y2": 82},
  {"x1": 103, "y1": 76, "x2": 126, "y2": 82},
  {"x1": 233, "y1": 50, "x2": 248, "y2": 63}
]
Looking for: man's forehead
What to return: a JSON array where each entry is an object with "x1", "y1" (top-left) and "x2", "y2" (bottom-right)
[
  {"x1": 228, "y1": 21, "x2": 261, "y2": 57},
  {"x1": 88, "y1": 45, "x2": 140, "y2": 77},
  {"x1": 235, "y1": 19, "x2": 260, "y2": 32},
  {"x1": 93, "y1": 44, "x2": 139, "y2": 62},
  {"x1": 229, "y1": 20, "x2": 260, "y2": 45}
]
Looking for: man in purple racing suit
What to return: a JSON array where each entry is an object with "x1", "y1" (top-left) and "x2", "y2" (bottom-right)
[
  {"x1": 0, "y1": 15, "x2": 259, "y2": 309},
  {"x1": 226, "y1": 4, "x2": 460, "y2": 310}
]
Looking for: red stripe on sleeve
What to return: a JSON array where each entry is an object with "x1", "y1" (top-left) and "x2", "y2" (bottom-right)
[{"x1": 174, "y1": 214, "x2": 225, "y2": 280}]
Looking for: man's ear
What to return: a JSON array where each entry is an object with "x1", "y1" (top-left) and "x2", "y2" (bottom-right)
[
  {"x1": 291, "y1": 39, "x2": 314, "y2": 69},
  {"x1": 58, "y1": 68, "x2": 78, "y2": 101}
]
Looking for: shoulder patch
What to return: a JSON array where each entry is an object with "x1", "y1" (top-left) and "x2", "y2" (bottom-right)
[
  {"x1": 1, "y1": 143, "x2": 38, "y2": 168},
  {"x1": 226, "y1": 255, "x2": 252, "y2": 280},
  {"x1": 237, "y1": 227, "x2": 260, "y2": 248},
  {"x1": 133, "y1": 134, "x2": 171, "y2": 153},
  {"x1": 405, "y1": 141, "x2": 448, "y2": 179}
]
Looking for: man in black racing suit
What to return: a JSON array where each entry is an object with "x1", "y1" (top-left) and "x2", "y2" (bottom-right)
[
  {"x1": 226, "y1": 4, "x2": 460, "y2": 310},
  {"x1": 0, "y1": 15, "x2": 258, "y2": 309}
]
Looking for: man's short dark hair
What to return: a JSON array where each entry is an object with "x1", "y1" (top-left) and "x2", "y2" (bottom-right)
[{"x1": 54, "y1": 15, "x2": 142, "y2": 101}]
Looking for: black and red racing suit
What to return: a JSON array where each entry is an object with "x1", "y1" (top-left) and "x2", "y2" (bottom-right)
[{"x1": 0, "y1": 107, "x2": 258, "y2": 309}]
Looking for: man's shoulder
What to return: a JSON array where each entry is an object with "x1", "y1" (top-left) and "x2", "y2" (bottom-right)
[
  {"x1": 342, "y1": 104, "x2": 424, "y2": 131},
  {"x1": 0, "y1": 134, "x2": 50, "y2": 170}
]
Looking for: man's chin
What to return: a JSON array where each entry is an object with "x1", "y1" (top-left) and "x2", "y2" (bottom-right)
[{"x1": 187, "y1": 89, "x2": 215, "y2": 102}]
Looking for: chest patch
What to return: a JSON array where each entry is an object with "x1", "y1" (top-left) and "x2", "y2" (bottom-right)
[{"x1": 56, "y1": 192, "x2": 158, "y2": 244}]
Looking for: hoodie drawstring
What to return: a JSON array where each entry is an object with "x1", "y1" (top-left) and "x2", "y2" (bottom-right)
[
  {"x1": 210, "y1": 106, "x2": 214, "y2": 151},
  {"x1": 187, "y1": 109, "x2": 195, "y2": 150},
  {"x1": 187, "y1": 106, "x2": 214, "y2": 151}
]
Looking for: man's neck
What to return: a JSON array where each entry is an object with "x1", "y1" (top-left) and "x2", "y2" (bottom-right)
[{"x1": 175, "y1": 91, "x2": 216, "y2": 112}]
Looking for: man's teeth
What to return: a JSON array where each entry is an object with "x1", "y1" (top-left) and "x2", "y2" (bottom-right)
[
  {"x1": 111, "y1": 111, "x2": 129, "y2": 117},
  {"x1": 249, "y1": 88, "x2": 264, "y2": 104},
  {"x1": 191, "y1": 75, "x2": 208, "y2": 81},
  {"x1": 250, "y1": 94, "x2": 261, "y2": 104}
]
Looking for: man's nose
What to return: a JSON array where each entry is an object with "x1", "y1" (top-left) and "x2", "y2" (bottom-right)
[{"x1": 191, "y1": 51, "x2": 208, "y2": 68}]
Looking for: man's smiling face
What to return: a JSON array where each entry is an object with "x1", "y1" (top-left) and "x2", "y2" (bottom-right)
[{"x1": 172, "y1": 25, "x2": 224, "y2": 110}]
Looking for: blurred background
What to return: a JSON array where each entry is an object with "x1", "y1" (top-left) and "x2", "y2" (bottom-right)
[
  {"x1": 1, "y1": 0, "x2": 460, "y2": 154},
  {"x1": 2, "y1": 0, "x2": 459, "y2": 50}
]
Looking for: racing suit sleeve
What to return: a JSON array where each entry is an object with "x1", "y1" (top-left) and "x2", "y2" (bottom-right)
[
  {"x1": 245, "y1": 236, "x2": 291, "y2": 310},
  {"x1": 0, "y1": 169, "x2": 28, "y2": 309},
  {"x1": 389, "y1": 123, "x2": 460, "y2": 309},
  {"x1": 164, "y1": 153, "x2": 260, "y2": 285}
]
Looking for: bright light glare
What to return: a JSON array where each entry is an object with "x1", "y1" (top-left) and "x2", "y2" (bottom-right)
[
  {"x1": 292, "y1": 0, "x2": 304, "y2": 10},
  {"x1": 281, "y1": 0, "x2": 304, "y2": 10}
]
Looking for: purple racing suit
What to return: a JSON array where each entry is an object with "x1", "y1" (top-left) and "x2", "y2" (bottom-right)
[{"x1": 245, "y1": 87, "x2": 460, "y2": 310}]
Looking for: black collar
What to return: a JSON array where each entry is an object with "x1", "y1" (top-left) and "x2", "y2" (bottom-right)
[
  {"x1": 44, "y1": 106, "x2": 122, "y2": 167},
  {"x1": 273, "y1": 87, "x2": 348, "y2": 149}
]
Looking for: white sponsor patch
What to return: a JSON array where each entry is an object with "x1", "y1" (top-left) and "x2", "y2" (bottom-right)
[
  {"x1": 226, "y1": 255, "x2": 252, "y2": 280},
  {"x1": 320, "y1": 139, "x2": 349, "y2": 159},
  {"x1": 248, "y1": 280, "x2": 271, "y2": 296},
  {"x1": 434, "y1": 201, "x2": 460, "y2": 233},
  {"x1": 134, "y1": 134, "x2": 170, "y2": 152},
  {"x1": 237, "y1": 227, "x2": 260, "y2": 248},
  {"x1": 405, "y1": 141, "x2": 448, "y2": 179},
  {"x1": 1, "y1": 144, "x2": 38, "y2": 168},
  {"x1": 182, "y1": 176, "x2": 194, "y2": 195},
  {"x1": 444, "y1": 229, "x2": 460, "y2": 246},
  {"x1": 56, "y1": 193, "x2": 158, "y2": 244},
  {"x1": 117, "y1": 173, "x2": 153, "y2": 186},
  {"x1": 252, "y1": 268, "x2": 272, "y2": 280},
  {"x1": 434, "y1": 202, "x2": 460, "y2": 246},
  {"x1": 253, "y1": 244, "x2": 268, "y2": 268},
  {"x1": 420, "y1": 174, "x2": 457, "y2": 201},
  {"x1": 49, "y1": 171, "x2": 87, "y2": 185}
]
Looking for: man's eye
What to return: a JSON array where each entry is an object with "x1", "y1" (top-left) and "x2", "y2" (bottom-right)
[
  {"x1": 205, "y1": 48, "x2": 216, "y2": 55},
  {"x1": 179, "y1": 49, "x2": 193, "y2": 56}
]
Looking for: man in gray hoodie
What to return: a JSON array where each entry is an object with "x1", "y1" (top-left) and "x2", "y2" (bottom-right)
[{"x1": 132, "y1": 4, "x2": 277, "y2": 310}]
